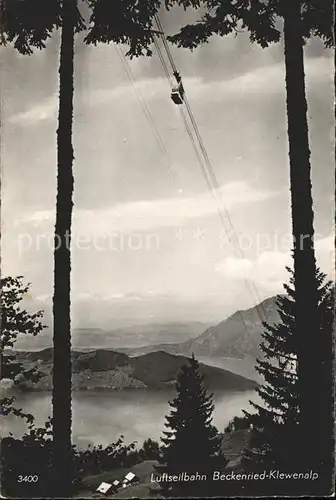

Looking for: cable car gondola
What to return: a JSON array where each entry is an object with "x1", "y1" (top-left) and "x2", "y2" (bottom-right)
[
  {"x1": 171, "y1": 85, "x2": 184, "y2": 105},
  {"x1": 171, "y1": 71, "x2": 184, "y2": 105}
]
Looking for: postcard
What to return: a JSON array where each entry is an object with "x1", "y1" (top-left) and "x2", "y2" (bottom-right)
[{"x1": 1, "y1": 1, "x2": 334, "y2": 498}]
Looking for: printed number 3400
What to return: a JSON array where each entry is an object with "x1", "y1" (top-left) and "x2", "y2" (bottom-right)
[{"x1": 17, "y1": 475, "x2": 39, "y2": 483}]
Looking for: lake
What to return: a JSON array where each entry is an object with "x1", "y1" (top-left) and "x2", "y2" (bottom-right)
[{"x1": 2, "y1": 389, "x2": 258, "y2": 449}]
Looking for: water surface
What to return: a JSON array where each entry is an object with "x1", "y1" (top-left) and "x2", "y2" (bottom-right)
[{"x1": 3, "y1": 389, "x2": 258, "y2": 448}]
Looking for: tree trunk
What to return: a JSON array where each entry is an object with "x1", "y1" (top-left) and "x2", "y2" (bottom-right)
[
  {"x1": 52, "y1": 0, "x2": 76, "y2": 495},
  {"x1": 283, "y1": 0, "x2": 321, "y2": 476}
]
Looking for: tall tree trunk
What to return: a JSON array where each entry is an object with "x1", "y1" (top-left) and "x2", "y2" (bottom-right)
[
  {"x1": 52, "y1": 0, "x2": 76, "y2": 495},
  {"x1": 283, "y1": 0, "x2": 321, "y2": 475}
]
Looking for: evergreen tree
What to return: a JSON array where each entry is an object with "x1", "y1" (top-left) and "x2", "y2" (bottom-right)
[
  {"x1": 164, "y1": 0, "x2": 333, "y2": 471},
  {"x1": 242, "y1": 266, "x2": 334, "y2": 494},
  {"x1": 155, "y1": 354, "x2": 228, "y2": 497},
  {"x1": 139, "y1": 438, "x2": 161, "y2": 461}
]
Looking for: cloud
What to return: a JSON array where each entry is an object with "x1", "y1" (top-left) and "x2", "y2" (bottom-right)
[
  {"x1": 218, "y1": 55, "x2": 332, "y2": 96},
  {"x1": 35, "y1": 294, "x2": 51, "y2": 302},
  {"x1": 215, "y1": 251, "x2": 290, "y2": 291},
  {"x1": 108, "y1": 293, "x2": 125, "y2": 300},
  {"x1": 18, "y1": 180, "x2": 278, "y2": 235},
  {"x1": 215, "y1": 233, "x2": 334, "y2": 292},
  {"x1": 10, "y1": 95, "x2": 58, "y2": 125},
  {"x1": 315, "y1": 234, "x2": 335, "y2": 278},
  {"x1": 9, "y1": 77, "x2": 167, "y2": 125},
  {"x1": 9, "y1": 55, "x2": 331, "y2": 126},
  {"x1": 215, "y1": 257, "x2": 254, "y2": 280},
  {"x1": 2, "y1": 35, "x2": 332, "y2": 322}
]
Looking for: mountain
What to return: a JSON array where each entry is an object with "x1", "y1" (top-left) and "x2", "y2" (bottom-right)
[
  {"x1": 80, "y1": 321, "x2": 210, "y2": 348},
  {"x1": 129, "y1": 351, "x2": 257, "y2": 390},
  {"x1": 116, "y1": 296, "x2": 281, "y2": 360},
  {"x1": 13, "y1": 322, "x2": 210, "y2": 351},
  {"x1": 14, "y1": 296, "x2": 281, "y2": 371},
  {"x1": 12, "y1": 349, "x2": 257, "y2": 392},
  {"x1": 181, "y1": 296, "x2": 281, "y2": 359}
]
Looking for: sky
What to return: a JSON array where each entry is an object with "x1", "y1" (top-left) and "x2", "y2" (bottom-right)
[{"x1": 1, "y1": 6, "x2": 334, "y2": 327}]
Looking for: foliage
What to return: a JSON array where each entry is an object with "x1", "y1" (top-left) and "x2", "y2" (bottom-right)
[
  {"x1": 0, "y1": 276, "x2": 51, "y2": 496},
  {"x1": 0, "y1": 276, "x2": 46, "y2": 424},
  {"x1": 155, "y1": 354, "x2": 227, "y2": 497},
  {"x1": 165, "y1": 0, "x2": 334, "y2": 49},
  {"x1": 0, "y1": 2, "x2": 167, "y2": 496},
  {"x1": 84, "y1": 0, "x2": 161, "y2": 57},
  {"x1": 0, "y1": 0, "x2": 85, "y2": 54},
  {"x1": 1, "y1": 417, "x2": 53, "y2": 497},
  {"x1": 0, "y1": 0, "x2": 163, "y2": 58},
  {"x1": 0, "y1": 272, "x2": 142, "y2": 495},
  {"x1": 0, "y1": 276, "x2": 46, "y2": 351},
  {"x1": 138, "y1": 438, "x2": 161, "y2": 461},
  {"x1": 224, "y1": 415, "x2": 250, "y2": 434},
  {"x1": 242, "y1": 267, "x2": 334, "y2": 483},
  {"x1": 1, "y1": 419, "x2": 142, "y2": 497},
  {"x1": 162, "y1": 1, "x2": 333, "y2": 489},
  {"x1": 73, "y1": 435, "x2": 139, "y2": 482}
]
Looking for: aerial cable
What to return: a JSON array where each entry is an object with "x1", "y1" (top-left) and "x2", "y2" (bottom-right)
[
  {"x1": 155, "y1": 38, "x2": 234, "y2": 238},
  {"x1": 183, "y1": 94, "x2": 267, "y2": 322},
  {"x1": 153, "y1": 36, "x2": 174, "y2": 87},
  {"x1": 81, "y1": 0, "x2": 267, "y2": 325},
  {"x1": 153, "y1": 18, "x2": 243, "y2": 249},
  {"x1": 180, "y1": 108, "x2": 239, "y2": 249},
  {"x1": 184, "y1": 95, "x2": 259, "y2": 266},
  {"x1": 154, "y1": 35, "x2": 236, "y2": 251},
  {"x1": 152, "y1": 16, "x2": 268, "y2": 324},
  {"x1": 153, "y1": 21, "x2": 217, "y2": 198},
  {"x1": 155, "y1": 15, "x2": 178, "y2": 74},
  {"x1": 115, "y1": 44, "x2": 176, "y2": 177},
  {"x1": 179, "y1": 107, "x2": 214, "y2": 194},
  {"x1": 154, "y1": 18, "x2": 268, "y2": 324}
]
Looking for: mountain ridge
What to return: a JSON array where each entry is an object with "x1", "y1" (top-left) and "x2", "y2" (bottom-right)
[
  {"x1": 13, "y1": 321, "x2": 211, "y2": 351},
  {"x1": 11, "y1": 348, "x2": 257, "y2": 392},
  {"x1": 114, "y1": 296, "x2": 282, "y2": 360}
]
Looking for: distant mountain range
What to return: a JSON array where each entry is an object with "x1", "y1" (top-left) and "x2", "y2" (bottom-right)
[
  {"x1": 15, "y1": 296, "x2": 282, "y2": 365},
  {"x1": 14, "y1": 321, "x2": 211, "y2": 351},
  {"x1": 13, "y1": 349, "x2": 257, "y2": 392},
  {"x1": 9, "y1": 297, "x2": 282, "y2": 392},
  {"x1": 115, "y1": 296, "x2": 281, "y2": 360}
]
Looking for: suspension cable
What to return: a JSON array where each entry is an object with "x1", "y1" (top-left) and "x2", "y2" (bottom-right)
[
  {"x1": 115, "y1": 44, "x2": 177, "y2": 177},
  {"x1": 152, "y1": 15, "x2": 268, "y2": 324}
]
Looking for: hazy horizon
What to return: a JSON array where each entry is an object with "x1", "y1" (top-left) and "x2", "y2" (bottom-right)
[{"x1": 15, "y1": 292, "x2": 279, "y2": 352}]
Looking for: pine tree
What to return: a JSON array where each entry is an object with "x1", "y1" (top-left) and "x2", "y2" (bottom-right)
[
  {"x1": 139, "y1": 438, "x2": 161, "y2": 461},
  {"x1": 164, "y1": 0, "x2": 333, "y2": 471},
  {"x1": 242, "y1": 266, "x2": 334, "y2": 494},
  {"x1": 155, "y1": 354, "x2": 228, "y2": 497}
]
